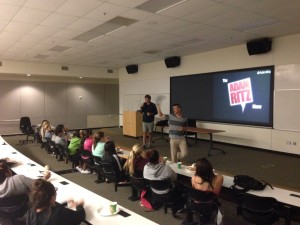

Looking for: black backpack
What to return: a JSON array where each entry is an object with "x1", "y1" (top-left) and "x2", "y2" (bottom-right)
[{"x1": 231, "y1": 175, "x2": 273, "y2": 193}]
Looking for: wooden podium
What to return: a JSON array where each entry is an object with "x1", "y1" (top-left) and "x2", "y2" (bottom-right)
[{"x1": 123, "y1": 111, "x2": 143, "y2": 137}]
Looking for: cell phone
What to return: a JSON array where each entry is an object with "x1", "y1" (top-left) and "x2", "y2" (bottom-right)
[
  {"x1": 60, "y1": 181, "x2": 69, "y2": 185},
  {"x1": 12, "y1": 152, "x2": 17, "y2": 154},
  {"x1": 118, "y1": 210, "x2": 131, "y2": 217}
]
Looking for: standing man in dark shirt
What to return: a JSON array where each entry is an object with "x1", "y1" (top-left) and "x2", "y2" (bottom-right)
[{"x1": 140, "y1": 95, "x2": 158, "y2": 149}]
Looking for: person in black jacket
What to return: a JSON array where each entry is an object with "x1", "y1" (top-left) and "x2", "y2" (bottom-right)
[
  {"x1": 140, "y1": 94, "x2": 158, "y2": 149},
  {"x1": 26, "y1": 179, "x2": 85, "y2": 225}
]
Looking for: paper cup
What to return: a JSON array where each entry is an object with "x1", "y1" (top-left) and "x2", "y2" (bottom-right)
[
  {"x1": 177, "y1": 162, "x2": 182, "y2": 169},
  {"x1": 109, "y1": 202, "x2": 117, "y2": 214}
]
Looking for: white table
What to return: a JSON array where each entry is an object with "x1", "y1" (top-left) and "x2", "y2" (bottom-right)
[
  {"x1": 167, "y1": 161, "x2": 300, "y2": 225},
  {"x1": 0, "y1": 136, "x2": 158, "y2": 225}
]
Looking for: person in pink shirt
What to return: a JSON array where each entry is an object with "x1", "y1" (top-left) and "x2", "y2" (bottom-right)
[{"x1": 77, "y1": 129, "x2": 93, "y2": 174}]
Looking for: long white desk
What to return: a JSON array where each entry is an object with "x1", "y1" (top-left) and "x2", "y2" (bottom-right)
[
  {"x1": 167, "y1": 161, "x2": 300, "y2": 225},
  {"x1": 0, "y1": 136, "x2": 158, "y2": 225}
]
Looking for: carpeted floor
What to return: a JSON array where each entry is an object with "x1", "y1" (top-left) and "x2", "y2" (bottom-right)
[{"x1": 3, "y1": 127, "x2": 300, "y2": 225}]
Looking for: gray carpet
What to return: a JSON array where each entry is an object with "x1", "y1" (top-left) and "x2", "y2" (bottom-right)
[{"x1": 3, "y1": 127, "x2": 300, "y2": 225}]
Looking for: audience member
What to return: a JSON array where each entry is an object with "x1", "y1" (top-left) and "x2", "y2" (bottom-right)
[
  {"x1": 183, "y1": 158, "x2": 224, "y2": 225},
  {"x1": 123, "y1": 143, "x2": 149, "y2": 178},
  {"x1": 78, "y1": 129, "x2": 93, "y2": 174},
  {"x1": 0, "y1": 160, "x2": 51, "y2": 198},
  {"x1": 191, "y1": 158, "x2": 223, "y2": 195},
  {"x1": 53, "y1": 125, "x2": 68, "y2": 148},
  {"x1": 102, "y1": 141, "x2": 127, "y2": 183},
  {"x1": 26, "y1": 179, "x2": 85, "y2": 225},
  {"x1": 68, "y1": 130, "x2": 81, "y2": 167},
  {"x1": 92, "y1": 131, "x2": 105, "y2": 158}
]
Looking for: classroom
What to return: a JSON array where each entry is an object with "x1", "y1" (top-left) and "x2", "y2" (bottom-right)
[{"x1": 0, "y1": 1, "x2": 300, "y2": 225}]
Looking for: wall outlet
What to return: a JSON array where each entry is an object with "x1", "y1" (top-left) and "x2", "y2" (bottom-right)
[
  {"x1": 286, "y1": 141, "x2": 292, "y2": 145},
  {"x1": 292, "y1": 142, "x2": 297, "y2": 146}
]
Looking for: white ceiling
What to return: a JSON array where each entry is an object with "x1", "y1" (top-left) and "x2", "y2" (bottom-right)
[{"x1": 1, "y1": 0, "x2": 300, "y2": 69}]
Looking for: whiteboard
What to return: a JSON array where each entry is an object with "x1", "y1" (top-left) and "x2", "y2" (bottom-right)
[
  {"x1": 274, "y1": 90, "x2": 300, "y2": 131},
  {"x1": 123, "y1": 93, "x2": 170, "y2": 116}
]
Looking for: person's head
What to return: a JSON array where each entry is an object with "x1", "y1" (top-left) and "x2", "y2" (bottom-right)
[
  {"x1": 72, "y1": 130, "x2": 80, "y2": 138},
  {"x1": 31, "y1": 179, "x2": 56, "y2": 210},
  {"x1": 54, "y1": 125, "x2": 64, "y2": 136},
  {"x1": 124, "y1": 143, "x2": 143, "y2": 175},
  {"x1": 195, "y1": 158, "x2": 215, "y2": 184},
  {"x1": 104, "y1": 141, "x2": 116, "y2": 155},
  {"x1": 148, "y1": 149, "x2": 160, "y2": 165},
  {"x1": 93, "y1": 131, "x2": 104, "y2": 147},
  {"x1": 85, "y1": 129, "x2": 93, "y2": 138},
  {"x1": 0, "y1": 162, "x2": 12, "y2": 184},
  {"x1": 79, "y1": 130, "x2": 85, "y2": 139},
  {"x1": 172, "y1": 103, "x2": 182, "y2": 114},
  {"x1": 145, "y1": 95, "x2": 151, "y2": 104}
]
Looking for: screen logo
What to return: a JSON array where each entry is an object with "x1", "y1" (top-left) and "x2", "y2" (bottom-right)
[{"x1": 228, "y1": 78, "x2": 253, "y2": 112}]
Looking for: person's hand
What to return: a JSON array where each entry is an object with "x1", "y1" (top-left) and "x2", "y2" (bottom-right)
[
  {"x1": 147, "y1": 112, "x2": 151, "y2": 116},
  {"x1": 43, "y1": 171, "x2": 51, "y2": 180}
]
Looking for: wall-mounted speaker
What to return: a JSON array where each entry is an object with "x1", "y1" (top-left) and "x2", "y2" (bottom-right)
[
  {"x1": 164, "y1": 56, "x2": 181, "y2": 68},
  {"x1": 126, "y1": 65, "x2": 138, "y2": 74},
  {"x1": 246, "y1": 38, "x2": 272, "y2": 55}
]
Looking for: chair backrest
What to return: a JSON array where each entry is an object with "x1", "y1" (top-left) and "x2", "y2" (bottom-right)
[
  {"x1": 237, "y1": 194, "x2": 279, "y2": 225},
  {"x1": 101, "y1": 161, "x2": 117, "y2": 182},
  {"x1": 19, "y1": 117, "x2": 33, "y2": 134},
  {"x1": 149, "y1": 180, "x2": 171, "y2": 193},
  {"x1": 130, "y1": 176, "x2": 149, "y2": 190},
  {"x1": 0, "y1": 194, "x2": 29, "y2": 218},
  {"x1": 187, "y1": 188, "x2": 219, "y2": 220},
  {"x1": 56, "y1": 143, "x2": 68, "y2": 156}
]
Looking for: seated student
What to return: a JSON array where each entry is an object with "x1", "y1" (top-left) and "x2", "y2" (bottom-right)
[
  {"x1": 26, "y1": 179, "x2": 85, "y2": 225},
  {"x1": 92, "y1": 131, "x2": 105, "y2": 158},
  {"x1": 44, "y1": 123, "x2": 53, "y2": 140},
  {"x1": 53, "y1": 125, "x2": 68, "y2": 148},
  {"x1": 183, "y1": 158, "x2": 224, "y2": 225},
  {"x1": 0, "y1": 160, "x2": 51, "y2": 198},
  {"x1": 101, "y1": 141, "x2": 127, "y2": 183},
  {"x1": 68, "y1": 130, "x2": 81, "y2": 165},
  {"x1": 78, "y1": 129, "x2": 93, "y2": 174},
  {"x1": 123, "y1": 143, "x2": 149, "y2": 178},
  {"x1": 191, "y1": 158, "x2": 223, "y2": 195}
]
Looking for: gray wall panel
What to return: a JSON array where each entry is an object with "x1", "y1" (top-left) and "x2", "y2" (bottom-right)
[
  {"x1": 45, "y1": 83, "x2": 67, "y2": 117},
  {"x1": 0, "y1": 81, "x2": 21, "y2": 119},
  {"x1": 21, "y1": 82, "x2": 45, "y2": 118},
  {"x1": 86, "y1": 84, "x2": 105, "y2": 115},
  {"x1": 66, "y1": 83, "x2": 87, "y2": 116},
  {"x1": 105, "y1": 84, "x2": 119, "y2": 114}
]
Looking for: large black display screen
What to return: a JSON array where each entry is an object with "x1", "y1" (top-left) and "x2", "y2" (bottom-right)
[{"x1": 170, "y1": 66, "x2": 274, "y2": 127}]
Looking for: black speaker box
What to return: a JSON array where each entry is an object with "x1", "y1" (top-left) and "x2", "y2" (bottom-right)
[
  {"x1": 246, "y1": 38, "x2": 272, "y2": 55},
  {"x1": 126, "y1": 65, "x2": 138, "y2": 74},
  {"x1": 164, "y1": 56, "x2": 181, "y2": 68}
]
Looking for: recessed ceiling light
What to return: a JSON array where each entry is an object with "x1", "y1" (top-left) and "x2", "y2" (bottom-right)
[
  {"x1": 79, "y1": 76, "x2": 83, "y2": 79},
  {"x1": 27, "y1": 74, "x2": 31, "y2": 77}
]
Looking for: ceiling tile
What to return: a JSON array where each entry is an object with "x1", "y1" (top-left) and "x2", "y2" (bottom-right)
[
  {"x1": 0, "y1": 3, "x2": 20, "y2": 20},
  {"x1": 41, "y1": 13, "x2": 78, "y2": 28},
  {"x1": 24, "y1": 0, "x2": 66, "y2": 12},
  {"x1": 56, "y1": 0, "x2": 103, "y2": 16},
  {"x1": 0, "y1": 0, "x2": 25, "y2": 6},
  {"x1": 29, "y1": 25, "x2": 60, "y2": 37},
  {"x1": 85, "y1": 2, "x2": 130, "y2": 22},
  {"x1": 13, "y1": 7, "x2": 51, "y2": 24},
  {"x1": 107, "y1": 0, "x2": 148, "y2": 8},
  {"x1": 66, "y1": 18, "x2": 102, "y2": 32},
  {"x1": 5, "y1": 21, "x2": 36, "y2": 33}
]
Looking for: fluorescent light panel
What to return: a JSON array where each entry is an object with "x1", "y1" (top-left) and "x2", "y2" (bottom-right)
[
  {"x1": 137, "y1": 0, "x2": 187, "y2": 13},
  {"x1": 50, "y1": 45, "x2": 72, "y2": 52},
  {"x1": 73, "y1": 16, "x2": 137, "y2": 42}
]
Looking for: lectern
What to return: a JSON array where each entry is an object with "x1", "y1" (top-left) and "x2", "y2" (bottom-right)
[{"x1": 123, "y1": 111, "x2": 143, "y2": 137}]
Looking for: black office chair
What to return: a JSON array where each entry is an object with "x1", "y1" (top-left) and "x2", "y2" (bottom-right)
[
  {"x1": 0, "y1": 194, "x2": 29, "y2": 225},
  {"x1": 185, "y1": 119, "x2": 197, "y2": 146},
  {"x1": 48, "y1": 139, "x2": 59, "y2": 158},
  {"x1": 56, "y1": 143, "x2": 68, "y2": 162},
  {"x1": 149, "y1": 180, "x2": 174, "y2": 214},
  {"x1": 237, "y1": 194, "x2": 279, "y2": 225},
  {"x1": 182, "y1": 188, "x2": 219, "y2": 225},
  {"x1": 101, "y1": 161, "x2": 130, "y2": 192},
  {"x1": 128, "y1": 175, "x2": 149, "y2": 201},
  {"x1": 19, "y1": 117, "x2": 36, "y2": 143},
  {"x1": 92, "y1": 156, "x2": 105, "y2": 183}
]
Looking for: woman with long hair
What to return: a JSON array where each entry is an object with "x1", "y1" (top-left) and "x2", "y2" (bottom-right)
[{"x1": 191, "y1": 158, "x2": 223, "y2": 195}]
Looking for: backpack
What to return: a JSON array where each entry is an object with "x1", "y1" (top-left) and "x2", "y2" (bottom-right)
[
  {"x1": 231, "y1": 175, "x2": 273, "y2": 193},
  {"x1": 140, "y1": 189, "x2": 154, "y2": 210}
]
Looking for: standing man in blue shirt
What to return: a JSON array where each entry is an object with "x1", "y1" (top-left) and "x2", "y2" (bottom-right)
[{"x1": 140, "y1": 95, "x2": 158, "y2": 149}]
